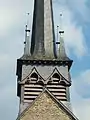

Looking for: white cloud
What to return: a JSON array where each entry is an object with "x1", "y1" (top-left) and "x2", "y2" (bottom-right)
[
  {"x1": 70, "y1": 69, "x2": 90, "y2": 120},
  {"x1": 70, "y1": 82, "x2": 90, "y2": 120},
  {"x1": 55, "y1": 0, "x2": 90, "y2": 23},
  {"x1": 78, "y1": 70, "x2": 90, "y2": 85},
  {"x1": 0, "y1": 82, "x2": 19, "y2": 120},
  {"x1": 0, "y1": 1, "x2": 89, "y2": 120},
  {"x1": 73, "y1": 99, "x2": 90, "y2": 120},
  {"x1": 73, "y1": 69, "x2": 90, "y2": 97},
  {"x1": 62, "y1": 9, "x2": 87, "y2": 58},
  {"x1": 53, "y1": 4, "x2": 88, "y2": 58},
  {"x1": 68, "y1": 0, "x2": 90, "y2": 23},
  {"x1": 0, "y1": 0, "x2": 34, "y2": 36},
  {"x1": 0, "y1": 54, "x2": 13, "y2": 68},
  {"x1": 0, "y1": 1, "x2": 34, "y2": 119},
  {"x1": 0, "y1": 0, "x2": 88, "y2": 58}
]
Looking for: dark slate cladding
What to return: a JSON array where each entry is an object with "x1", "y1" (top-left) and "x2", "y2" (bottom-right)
[{"x1": 31, "y1": 0, "x2": 45, "y2": 56}]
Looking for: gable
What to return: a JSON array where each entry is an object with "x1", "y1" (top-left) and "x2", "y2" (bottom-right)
[
  {"x1": 18, "y1": 91, "x2": 74, "y2": 120},
  {"x1": 21, "y1": 66, "x2": 70, "y2": 86}
]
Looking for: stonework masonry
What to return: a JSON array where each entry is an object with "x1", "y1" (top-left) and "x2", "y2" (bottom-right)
[
  {"x1": 22, "y1": 65, "x2": 69, "y2": 81},
  {"x1": 16, "y1": 0, "x2": 78, "y2": 120},
  {"x1": 19, "y1": 92, "x2": 73, "y2": 120}
]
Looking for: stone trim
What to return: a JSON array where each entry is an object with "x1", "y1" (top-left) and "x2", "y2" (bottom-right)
[{"x1": 16, "y1": 88, "x2": 79, "y2": 120}]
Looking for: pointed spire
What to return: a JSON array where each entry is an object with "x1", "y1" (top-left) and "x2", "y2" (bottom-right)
[
  {"x1": 30, "y1": 0, "x2": 55, "y2": 59},
  {"x1": 24, "y1": 13, "x2": 30, "y2": 56},
  {"x1": 58, "y1": 30, "x2": 67, "y2": 59},
  {"x1": 57, "y1": 14, "x2": 68, "y2": 60},
  {"x1": 44, "y1": 0, "x2": 55, "y2": 59}
]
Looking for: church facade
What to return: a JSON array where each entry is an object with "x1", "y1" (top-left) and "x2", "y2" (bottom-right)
[{"x1": 16, "y1": 0, "x2": 79, "y2": 120}]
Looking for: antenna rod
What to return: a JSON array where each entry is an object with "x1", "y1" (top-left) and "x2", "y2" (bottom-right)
[
  {"x1": 25, "y1": 13, "x2": 30, "y2": 33},
  {"x1": 59, "y1": 13, "x2": 64, "y2": 34},
  {"x1": 57, "y1": 25, "x2": 59, "y2": 43},
  {"x1": 24, "y1": 13, "x2": 31, "y2": 55}
]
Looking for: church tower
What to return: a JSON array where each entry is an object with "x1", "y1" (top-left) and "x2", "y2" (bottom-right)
[{"x1": 16, "y1": 0, "x2": 79, "y2": 120}]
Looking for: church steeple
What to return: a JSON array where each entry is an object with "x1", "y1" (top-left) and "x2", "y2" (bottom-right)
[
  {"x1": 16, "y1": 1, "x2": 80, "y2": 120},
  {"x1": 31, "y1": 0, "x2": 55, "y2": 59}
]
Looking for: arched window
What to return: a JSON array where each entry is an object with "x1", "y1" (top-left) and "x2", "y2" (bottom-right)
[
  {"x1": 30, "y1": 73, "x2": 38, "y2": 81},
  {"x1": 52, "y1": 73, "x2": 60, "y2": 83}
]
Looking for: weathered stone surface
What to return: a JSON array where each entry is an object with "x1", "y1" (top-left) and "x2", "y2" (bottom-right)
[
  {"x1": 22, "y1": 65, "x2": 69, "y2": 81},
  {"x1": 20, "y1": 92, "x2": 73, "y2": 120},
  {"x1": 44, "y1": 0, "x2": 55, "y2": 58},
  {"x1": 31, "y1": 0, "x2": 55, "y2": 59}
]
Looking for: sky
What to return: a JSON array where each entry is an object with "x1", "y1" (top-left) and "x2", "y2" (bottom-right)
[{"x1": 0, "y1": 0, "x2": 90, "y2": 120}]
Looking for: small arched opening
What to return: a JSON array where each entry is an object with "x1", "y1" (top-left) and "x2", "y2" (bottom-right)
[
  {"x1": 30, "y1": 72, "x2": 38, "y2": 81},
  {"x1": 52, "y1": 73, "x2": 60, "y2": 83}
]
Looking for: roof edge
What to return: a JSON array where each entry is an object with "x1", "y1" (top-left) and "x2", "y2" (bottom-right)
[{"x1": 16, "y1": 87, "x2": 78, "y2": 120}]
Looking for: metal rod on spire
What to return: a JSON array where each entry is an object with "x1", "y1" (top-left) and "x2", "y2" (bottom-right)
[
  {"x1": 56, "y1": 25, "x2": 60, "y2": 45},
  {"x1": 26, "y1": 13, "x2": 30, "y2": 26},
  {"x1": 25, "y1": 13, "x2": 30, "y2": 34},
  {"x1": 59, "y1": 13, "x2": 64, "y2": 34},
  {"x1": 24, "y1": 13, "x2": 31, "y2": 56},
  {"x1": 57, "y1": 25, "x2": 59, "y2": 42},
  {"x1": 58, "y1": 13, "x2": 67, "y2": 59}
]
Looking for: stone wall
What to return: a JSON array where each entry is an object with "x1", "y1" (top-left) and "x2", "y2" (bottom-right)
[
  {"x1": 22, "y1": 65, "x2": 69, "y2": 81},
  {"x1": 20, "y1": 92, "x2": 73, "y2": 120}
]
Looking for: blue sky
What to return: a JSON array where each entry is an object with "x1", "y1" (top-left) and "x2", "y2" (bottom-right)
[{"x1": 0, "y1": 0, "x2": 90, "y2": 120}]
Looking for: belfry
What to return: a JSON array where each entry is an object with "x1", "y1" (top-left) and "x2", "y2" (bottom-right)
[{"x1": 16, "y1": 0, "x2": 79, "y2": 120}]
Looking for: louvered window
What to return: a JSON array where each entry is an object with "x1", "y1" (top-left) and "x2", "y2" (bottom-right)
[
  {"x1": 24, "y1": 73, "x2": 43, "y2": 103},
  {"x1": 47, "y1": 73, "x2": 67, "y2": 101}
]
